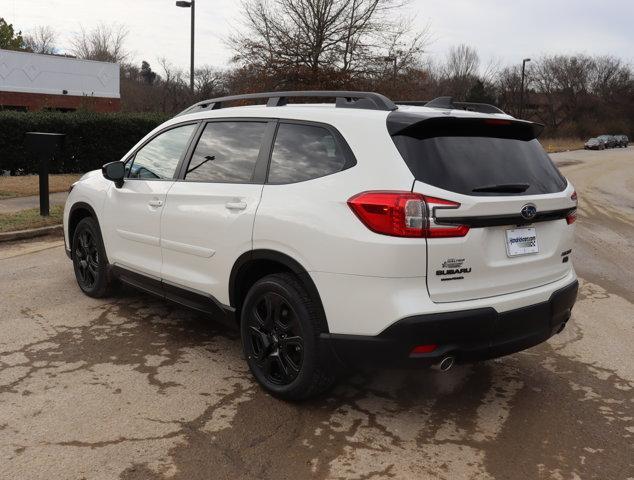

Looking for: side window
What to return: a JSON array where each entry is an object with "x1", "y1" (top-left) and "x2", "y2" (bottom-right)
[
  {"x1": 128, "y1": 124, "x2": 196, "y2": 180},
  {"x1": 184, "y1": 121, "x2": 267, "y2": 183},
  {"x1": 267, "y1": 123, "x2": 349, "y2": 184}
]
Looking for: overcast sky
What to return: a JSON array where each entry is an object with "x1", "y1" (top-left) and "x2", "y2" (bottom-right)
[{"x1": 3, "y1": 0, "x2": 633, "y2": 72}]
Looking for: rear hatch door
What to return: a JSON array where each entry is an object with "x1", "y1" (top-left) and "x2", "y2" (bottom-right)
[{"x1": 390, "y1": 115, "x2": 577, "y2": 303}]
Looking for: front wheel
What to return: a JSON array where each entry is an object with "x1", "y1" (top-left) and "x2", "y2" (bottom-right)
[
  {"x1": 72, "y1": 217, "x2": 114, "y2": 298},
  {"x1": 240, "y1": 273, "x2": 336, "y2": 400}
]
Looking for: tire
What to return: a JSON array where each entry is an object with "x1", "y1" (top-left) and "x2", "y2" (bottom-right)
[
  {"x1": 240, "y1": 273, "x2": 336, "y2": 400},
  {"x1": 72, "y1": 217, "x2": 114, "y2": 298}
]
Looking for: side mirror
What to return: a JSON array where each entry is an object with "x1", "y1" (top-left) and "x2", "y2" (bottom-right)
[{"x1": 102, "y1": 161, "x2": 125, "y2": 188}]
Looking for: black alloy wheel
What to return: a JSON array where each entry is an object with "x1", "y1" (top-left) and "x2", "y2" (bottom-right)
[
  {"x1": 246, "y1": 291, "x2": 304, "y2": 385},
  {"x1": 72, "y1": 217, "x2": 113, "y2": 298},
  {"x1": 240, "y1": 273, "x2": 336, "y2": 400},
  {"x1": 74, "y1": 228, "x2": 99, "y2": 290}
]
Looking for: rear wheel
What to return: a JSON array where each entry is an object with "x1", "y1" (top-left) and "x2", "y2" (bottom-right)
[
  {"x1": 72, "y1": 217, "x2": 113, "y2": 298},
  {"x1": 240, "y1": 273, "x2": 336, "y2": 400}
]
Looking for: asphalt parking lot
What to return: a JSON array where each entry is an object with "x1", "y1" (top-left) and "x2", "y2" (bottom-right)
[{"x1": 1, "y1": 147, "x2": 632, "y2": 480}]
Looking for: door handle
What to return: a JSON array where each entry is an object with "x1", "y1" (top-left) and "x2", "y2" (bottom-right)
[
  {"x1": 148, "y1": 199, "x2": 164, "y2": 207},
  {"x1": 225, "y1": 201, "x2": 247, "y2": 211}
]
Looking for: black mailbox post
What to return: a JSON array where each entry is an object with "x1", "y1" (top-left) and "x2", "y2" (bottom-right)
[{"x1": 25, "y1": 132, "x2": 65, "y2": 216}]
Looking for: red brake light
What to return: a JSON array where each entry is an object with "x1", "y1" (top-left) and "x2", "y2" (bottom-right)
[
  {"x1": 566, "y1": 210, "x2": 577, "y2": 224},
  {"x1": 347, "y1": 191, "x2": 469, "y2": 238},
  {"x1": 347, "y1": 191, "x2": 425, "y2": 237},
  {"x1": 567, "y1": 191, "x2": 578, "y2": 224}
]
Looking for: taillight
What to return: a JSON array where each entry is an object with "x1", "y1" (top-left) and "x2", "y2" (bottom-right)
[
  {"x1": 424, "y1": 196, "x2": 470, "y2": 238},
  {"x1": 347, "y1": 191, "x2": 469, "y2": 238},
  {"x1": 566, "y1": 210, "x2": 577, "y2": 224},
  {"x1": 567, "y1": 190, "x2": 578, "y2": 224}
]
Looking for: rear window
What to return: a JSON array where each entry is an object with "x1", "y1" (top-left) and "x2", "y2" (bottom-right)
[
  {"x1": 391, "y1": 134, "x2": 567, "y2": 196},
  {"x1": 267, "y1": 123, "x2": 350, "y2": 184}
]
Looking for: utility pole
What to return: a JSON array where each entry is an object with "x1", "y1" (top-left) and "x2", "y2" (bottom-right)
[
  {"x1": 176, "y1": 0, "x2": 195, "y2": 92},
  {"x1": 519, "y1": 57, "x2": 531, "y2": 118}
]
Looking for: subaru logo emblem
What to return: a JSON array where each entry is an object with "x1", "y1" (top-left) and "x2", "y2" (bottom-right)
[{"x1": 520, "y1": 203, "x2": 537, "y2": 220}]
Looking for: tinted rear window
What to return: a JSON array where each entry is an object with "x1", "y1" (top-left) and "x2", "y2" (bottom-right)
[
  {"x1": 391, "y1": 135, "x2": 567, "y2": 196},
  {"x1": 267, "y1": 123, "x2": 349, "y2": 184}
]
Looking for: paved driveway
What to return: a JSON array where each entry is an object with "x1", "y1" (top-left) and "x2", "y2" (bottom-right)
[{"x1": 0, "y1": 148, "x2": 632, "y2": 479}]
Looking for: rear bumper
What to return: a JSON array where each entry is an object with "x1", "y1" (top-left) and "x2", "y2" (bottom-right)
[{"x1": 321, "y1": 279, "x2": 578, "y2": 369}]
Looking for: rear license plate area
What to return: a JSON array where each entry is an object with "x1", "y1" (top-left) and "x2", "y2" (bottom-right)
[{"x1": 506, "y1": 227, "x2": 539, "y2": 257}]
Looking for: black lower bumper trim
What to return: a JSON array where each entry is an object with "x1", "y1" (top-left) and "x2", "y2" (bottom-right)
[{"x1": 321, "y1": 280, "x2": 578, "y2": 369}]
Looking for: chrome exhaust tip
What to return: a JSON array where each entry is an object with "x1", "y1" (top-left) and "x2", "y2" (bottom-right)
[{"x1": 432, "y1": 356, "x2": 455, "y2": 372}]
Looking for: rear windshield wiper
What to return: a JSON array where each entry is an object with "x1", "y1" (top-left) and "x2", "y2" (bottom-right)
[{"x1": 472, "y1": 183, "x2": 530, "y2": 193}]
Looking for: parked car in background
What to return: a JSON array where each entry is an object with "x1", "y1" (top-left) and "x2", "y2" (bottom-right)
[
  {"x1": 597, "y1": 135, "x2": 617, "y2": 148},
  {"x1": 614, "y1": 135, "x2": 629, "y2": 148},
  {"x1": 584, "y1": 138, "x2": 605, "y2": 150}
]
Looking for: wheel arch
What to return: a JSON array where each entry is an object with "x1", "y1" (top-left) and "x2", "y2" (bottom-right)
[
  {"x1": 229, "y1": 249, "x2": 329, "y2": 333},
  {"x1": 67, "y1": 202, "x2": 108, "y2": 262}
]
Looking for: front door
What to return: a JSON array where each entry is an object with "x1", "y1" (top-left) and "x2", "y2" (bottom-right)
[{"x1": 102, "y1": 123, "x2": 198, "y2": 278}]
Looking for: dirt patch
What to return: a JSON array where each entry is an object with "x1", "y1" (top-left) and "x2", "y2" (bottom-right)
[{"x1": 540, "y1": 138, "x2": 585, "y2": 153}]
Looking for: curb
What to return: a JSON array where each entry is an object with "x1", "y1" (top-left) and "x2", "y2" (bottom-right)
[{"x1": 0, "y1": 224, "x2": 63, "y2": 243}]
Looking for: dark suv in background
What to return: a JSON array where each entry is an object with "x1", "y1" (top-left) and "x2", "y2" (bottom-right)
[
  {"x1": 597, "y1": 135, "x2": 618, "y2": 148},
  {"x1": 615, "y1": 135, "x2": 629, "y2": 147}
]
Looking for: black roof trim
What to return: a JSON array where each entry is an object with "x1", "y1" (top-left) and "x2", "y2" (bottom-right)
[
  {"x1": 176, "y1": 91, "x2": 398, "y2": 116},
  {"x1": 397, "y1": 96, "x2": 505, "y2": 115}
]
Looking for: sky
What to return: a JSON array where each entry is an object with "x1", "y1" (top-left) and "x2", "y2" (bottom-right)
[{"x1": 2, "y1": 0, "x2": 633, "y2": 72}]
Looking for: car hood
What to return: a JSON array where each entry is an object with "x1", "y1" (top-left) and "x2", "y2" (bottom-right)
[{"x1": 79, "y1": 169, "x2": 102, "y2": 181}]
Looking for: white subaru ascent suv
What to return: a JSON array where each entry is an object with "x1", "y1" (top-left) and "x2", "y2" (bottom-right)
[{"x1": 64, "y1": 91, "x2": 578, "y2": 400}]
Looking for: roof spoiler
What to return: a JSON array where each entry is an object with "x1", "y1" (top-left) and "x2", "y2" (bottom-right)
[
  {"x1": 397, "y1": 97, "x2": 506, "y2": 115},
  {"x1": 388, "y1": 115, "x2": 545, "y2": 140}
]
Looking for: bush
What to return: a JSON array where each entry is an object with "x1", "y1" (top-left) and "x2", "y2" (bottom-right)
[{"x1": 0, "y1": 111, "x2": 169, "y2": 174}]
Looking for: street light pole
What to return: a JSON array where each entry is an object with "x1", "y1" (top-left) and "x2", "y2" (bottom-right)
[
  {"x1": 176, "y1": 0, "x2": 195, "y2": 92},
  {"x1": 519, "y1": 57, "x2": 531, "y2": 118}
]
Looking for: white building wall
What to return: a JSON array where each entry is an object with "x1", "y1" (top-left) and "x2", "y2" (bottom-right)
[{"x1": 0, "y1": 49, "x2": 119, "y2": 98}]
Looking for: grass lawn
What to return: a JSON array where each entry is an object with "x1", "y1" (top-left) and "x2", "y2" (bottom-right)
[
  {"x1": 0, "y1": 205, "x2": 64, "y2": 233},
  {"x1": 0, "y1": 174, "x2": 82, "y2": 198}
]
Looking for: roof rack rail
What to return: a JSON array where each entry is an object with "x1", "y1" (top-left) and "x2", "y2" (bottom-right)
[
  {"x1": 397, "y1": 96, "x2": 505, "y2": 115},
  {"x1": 394, "y1": 100, "x2": 429, "y2": 107},
  {"x1": 177, "y1": 90, "x2": 398, "y2": 116}
]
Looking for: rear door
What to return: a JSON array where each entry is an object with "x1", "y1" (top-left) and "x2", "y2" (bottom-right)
[
  {"x1": 391, "y1": 117, "x2": 577, "y2": 303},
  {"x1": 160, "y1": 119, "x2": 273, "y2": 304}
]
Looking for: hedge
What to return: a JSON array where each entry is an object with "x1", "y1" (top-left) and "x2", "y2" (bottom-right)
[{"x1": 0, "y1": 111, "x2": 169, "y2": 174}]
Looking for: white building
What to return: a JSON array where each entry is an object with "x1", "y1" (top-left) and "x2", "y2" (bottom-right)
[{"x1": 0, "y1": 49, "x2": 120, "y2": 112}]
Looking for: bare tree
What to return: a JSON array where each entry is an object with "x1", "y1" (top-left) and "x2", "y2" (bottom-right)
[
  {"x1": 195, "y1": 66, "x2": 228, "y2": 99},
  {"x1": 496, "y1": 65, "x2": 522, "y2": 115},
  {"x1": 530, "y1": 55, "x2": 593, "y2": 130},
  {"x1": 229, "y1": 0, "x2": 429, "y2": 83},
  {"x1": 24, "y1": 25, "x2": 58, "y2": 54},
  {"x1": 156, "y1": 58, "x2": 192, "y2": 113},
  {"x1": 590, "y1": 55, "x2": 631, "y2": 100},
  {"x1": 445, "y1": 44, "x2": 479, "y2": 79},
  {"x1": 71, "y1": 23, "x2": 129, "y2": 63}
]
